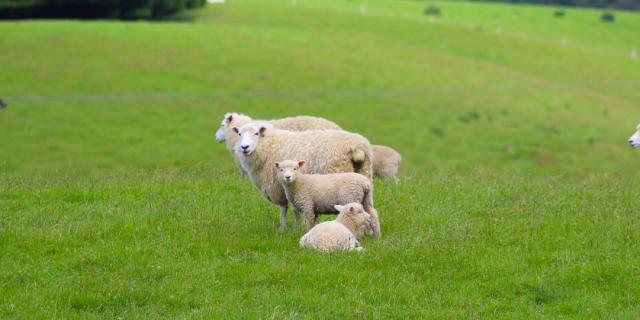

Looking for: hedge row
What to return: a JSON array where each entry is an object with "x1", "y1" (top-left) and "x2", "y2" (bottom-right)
[
  {"x1": 470, "y1": 0, "x2": 639, "y2": 10},
  {"x1": 0, "y1": 0, "x2": 207, "y2": 19}
]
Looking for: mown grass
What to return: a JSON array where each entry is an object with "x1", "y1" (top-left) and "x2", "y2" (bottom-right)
[{"x1": 1, "y1": 0, "x2": 640, "y2": 318}]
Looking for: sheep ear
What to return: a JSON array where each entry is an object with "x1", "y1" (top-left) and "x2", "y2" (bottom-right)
[
  {"x1": 298, "y1": 160, "x2": 305, "y2": 168},
  {"x1": 275, "y1": 162, "x2": 280, "y2": 168},
  {"x1": 334, "y1": 205, "x2": 344, "y2": 212},
  {"x1": 259, "y1": 126, "x2": 267, "y2": 135},
  {"x1": 226, "y1": 114, "x2": 233, "y2": 124},
  {"x1": 232, "y1": 127, "x2": 239, "y2": 134}
]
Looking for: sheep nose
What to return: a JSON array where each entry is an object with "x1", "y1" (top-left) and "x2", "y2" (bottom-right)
[
  {"x1": 630, "y1": 140, "x2": 635, "y2": 145},
  {"x1": 241, "y1": 145, "x2": 249, "y2": 150}
]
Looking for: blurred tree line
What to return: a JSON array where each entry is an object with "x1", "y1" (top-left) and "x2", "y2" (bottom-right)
[
  {"x1": 470, "y1": 0, "x2": 639, "y2": 10},
  {"x1": 0, "y1": 0, "x2": 207, "y2": 19}
]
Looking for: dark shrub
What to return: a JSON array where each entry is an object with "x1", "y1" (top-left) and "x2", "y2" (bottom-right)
[
  {"x1": 423, "y1": 4, "x2": 441, "y2": 16},
  {"x1": 601, "y1": 11, "x2": 615, "y2": 22},
  {"x1": 554, "y1": 9, "x2": 565, "y2": 17},
  {"x1": 430, "y1": 126, "x2": 444, "y2": 137},
  {"x1": 0, "y1": 0, "x2": 206, "y2": 19},
  {"x1": 458, "y1": 111, "x2": 481, "y2": 123}
]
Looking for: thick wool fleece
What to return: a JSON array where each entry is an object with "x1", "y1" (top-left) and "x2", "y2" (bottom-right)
[
  {"x1": 299, "y1": 221, "x2": 361, "y2": 252},
  {"x1": 372, "y1": 144, "x2": 402, "y2": 181},
  {"x1": 276, "y1": 160, "x2": 380, "y2": 238},
  {"x1": 238, "y1": 126, "x2": 373, "y2": 228},
  {"x1": 299, "y1": 203, "x2": 370, "y2": 252},
  {"x1": 219, "y1": 112, "x2": 341, "y2": 175}
]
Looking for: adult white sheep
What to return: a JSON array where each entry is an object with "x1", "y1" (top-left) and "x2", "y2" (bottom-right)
[
  {"x1": 299, "y1": 203, "x2": 371, "y2": 252},
  {"x1": 372, "y1": 144, "x2": 402, "y2": 182},
  {"x1": 233, "y1": 122, "x2": 373, "y2": 229},
  {"x1": 628, "y1": 123, "x2": 640, "y2": 148},
  {"x1": 214, "y1": 112, "x2": 342, "y2": 176},
  {"x1": 275, "y1": 159, "x2": 381, "y2": 238}
]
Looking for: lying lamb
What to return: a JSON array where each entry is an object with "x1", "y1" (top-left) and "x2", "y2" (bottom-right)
[
  {"x1": 299, "y1": 203, "x2": 371, "y2": 252},
  {"x1": 372, "y1": 144, "x2": 402, "y2": 182},
  {"x1": 629, "y1": 123, "x2": 640, "y2": 148},
  {"x1": 275, "y1": 159, "x2": 380, "y2": 238},
  {"x1": 215, "y1": 112, "x2": 341, "y2": 176},
  {"x1": 234, "y1": 122, "x2": 373, "y2": 229}
]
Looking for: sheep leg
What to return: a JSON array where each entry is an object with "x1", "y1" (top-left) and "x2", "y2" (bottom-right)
[
  {"x1": 278, "y1": 203, "x2": 288, "y2": 230},
  {"x1": 303, "y1": 208, "x2": 316, "y2": 230},
  {"x1": 362, "y1": 187, "x2": 375, "y2": 213},
  {"x1": 368, "y1": 208, "x2": 381, "y2": 239},
  {"x1": 294, "y1": 209, "x2": 302, "y2": 227}
]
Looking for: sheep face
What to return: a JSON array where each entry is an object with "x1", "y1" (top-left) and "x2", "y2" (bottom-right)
[
  {"x1": 629, "y1": 123, "x2": 640, "y2": 148},
  {"x1": 234, "y1": 122, "x2": 269, "y2": 155},
  {"x1": 334, "y1": 203, "x2": 370, "y2": 228},
  {"x1": 215, "y1": 113, "x2": 234, "y2": 143},
  {"x1": 275, "y1": 160, "x2": 305, "y2": 184}
]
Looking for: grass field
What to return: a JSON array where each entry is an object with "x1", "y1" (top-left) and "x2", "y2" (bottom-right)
[{"x1": 1, "y1": 0, "x2": 640, "y2": 318}]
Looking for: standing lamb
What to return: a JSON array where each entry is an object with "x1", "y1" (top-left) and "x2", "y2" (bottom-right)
[
  {"x1": 299, "y1": 203, "x2": 371, "y2": 252},
  {"x1": 233, "y1": 122, "x2": 373, "y2": 229},
  {"x1": 275, "y1": 159, "x2": 381, "y2": 238},
  {"x1": 214, "y1": 112, "x2": 341, "y2": 176},
  {"x1": 629, "y1": 123, "x2": 640, "y2": 148},
  {"x1": 372, "y1": 144, "x2": 402, "y2": 182}
]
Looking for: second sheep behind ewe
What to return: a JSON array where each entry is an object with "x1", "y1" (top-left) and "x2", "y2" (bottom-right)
[
  {"x1": 275, "y1": 159, "x2": 381, "y2": 238},
  {"x1": 300, "y1": 203, "x2": 371, "y2": 252},
  {"x1": 215, "y1": 112, "x2": 342, "y2": 176},
  {"x1": 372, "y1": 145, "x2": 402, "y2": 182}
]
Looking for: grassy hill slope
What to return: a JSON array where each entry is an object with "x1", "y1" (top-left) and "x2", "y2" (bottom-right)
[{"x1": 1, "y1": 0, "x2": 639, "y2": 318}]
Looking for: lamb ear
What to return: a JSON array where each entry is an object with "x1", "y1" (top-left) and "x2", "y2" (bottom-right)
[
  {"x1": 232, "y1": 127, "x2": 239, "y2": 134},
  {"x1": 298, "y1": 160, "x2": 305, "y2": 168},
  {"x1": 275, "y1": 162, "x2": 280, "y2": 168},
  {"x1": 334, "y1": 205, "x2": 344, "y2": 212},
  {"x1": 259, "y1": 126, "x2": 267, "y2": 135},
  {"x1": 226, "y1": 114, "x2": 233, "y2": 124}
]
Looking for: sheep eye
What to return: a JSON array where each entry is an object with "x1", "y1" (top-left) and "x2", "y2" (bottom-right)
[
  {"x1": 255, "y1": 132, "x2": 259, "y2": 136},
  {"x1": 293, "y1": 168, "x2": 297, "y2": 171}
]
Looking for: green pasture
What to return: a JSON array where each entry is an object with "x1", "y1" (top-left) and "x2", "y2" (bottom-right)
[{"x1": 1, "y1": 0, "x2": 639, "y2": 318}]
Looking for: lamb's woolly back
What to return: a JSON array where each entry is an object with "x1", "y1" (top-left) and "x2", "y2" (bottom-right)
[
  {"x1": 299, "y1": 203, "x2": 370, "y2": 252},
  {"x1": 299, "y1": 221, "x2": 360, "y2": 252}
]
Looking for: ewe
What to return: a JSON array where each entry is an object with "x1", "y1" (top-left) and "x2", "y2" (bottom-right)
[
  {"x1": 299, "y1": 203, "x2": 371, "y2": 252},
  {"x1": 233, "y1": 122, "x2": 373, "y2": 229},
  {"x1": 215, "y1": 112, "x2": 341, "y2": 176},
  {"x1": 275, "y1": 159, "x2": 380, "y2": 238},
  {"x1": 629, "y1": 123, "x2": 640, "y2": 148}
]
